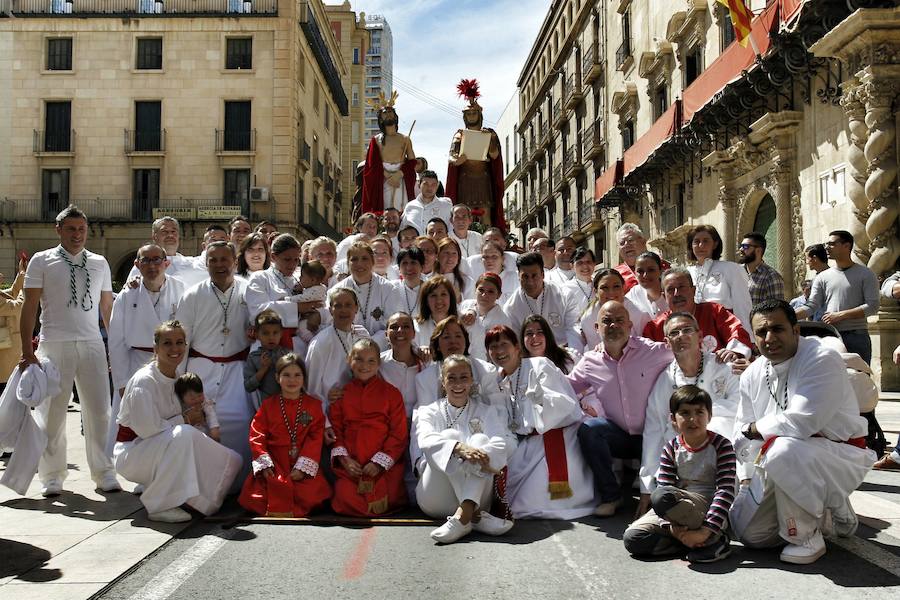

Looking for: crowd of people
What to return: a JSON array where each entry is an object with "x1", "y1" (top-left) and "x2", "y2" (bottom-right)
[{"x1": 4, "y1": 194, "x2": 896, "y2": 567}]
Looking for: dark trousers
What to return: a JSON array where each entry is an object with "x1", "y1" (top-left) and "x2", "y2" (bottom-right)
[
  {"x1": 577, "y1": 417, "x2": 642, "y2": 503},
  {"x1": 840, "y1": 328, "x2": 872, "y2": 365}
]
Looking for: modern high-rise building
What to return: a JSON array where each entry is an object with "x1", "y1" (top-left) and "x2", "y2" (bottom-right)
[{"x1": 362, "y1": 14, "x2": 392, "y2": 148}]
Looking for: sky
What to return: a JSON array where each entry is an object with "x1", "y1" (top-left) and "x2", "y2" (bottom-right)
[{"x1": 331, "y1": 0, "x2": 549, "y2": 183}]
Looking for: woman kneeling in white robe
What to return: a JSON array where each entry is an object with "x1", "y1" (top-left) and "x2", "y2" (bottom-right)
[
  {"x1": 415, "y1": 355, "x2": 514, "y2": 544},
  {"x1": 115, "y1": 320, "x2": 242, "y2": 523},
  {"x1": 486, "y1": 325, "x2": 596, "y2": 520}
]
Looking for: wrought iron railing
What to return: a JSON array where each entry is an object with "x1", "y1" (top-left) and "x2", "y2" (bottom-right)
[{"x1": 125, "y1": 128, "x2": 165, "y2": 153}]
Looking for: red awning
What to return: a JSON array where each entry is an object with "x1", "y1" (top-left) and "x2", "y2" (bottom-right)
[{"x1": 594, "y1": 0, "x2": 802, "y2": 202}]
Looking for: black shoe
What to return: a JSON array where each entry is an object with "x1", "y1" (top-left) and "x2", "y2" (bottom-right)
[{"x1": 687, "y1": 536, "x2": 731, "y2": 563}]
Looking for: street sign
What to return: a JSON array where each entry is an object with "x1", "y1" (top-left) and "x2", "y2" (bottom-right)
[
  {"x1": 196, "y1": 206, "x2": 242, "y2": 219},
  {"x1": 152, "y1": 207, "x2": 196, "y2": 220}
]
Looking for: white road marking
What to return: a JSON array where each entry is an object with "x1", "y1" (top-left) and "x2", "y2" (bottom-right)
[
  {"x1": 832, "y1": 536, "x2": 900, "y2": 579},
  {"x1": 543, "y1": 521, "x2": 609, "y2": 594},
  {"x1": 127, "y1": 527, "x2": 235, "y2": 600}
]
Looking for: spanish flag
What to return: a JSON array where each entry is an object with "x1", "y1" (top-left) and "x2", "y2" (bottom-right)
[{"x1": 717, "y1": 0, "x2": 754, "y2": 48}]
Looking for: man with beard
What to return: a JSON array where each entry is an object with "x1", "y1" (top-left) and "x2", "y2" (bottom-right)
[
  {"x1": 361, "y1": 91, "x2": 417, "y2": 213},
  {"x1": 383, "y1": 208, "x2": 402, "y2": 255},
  {"x1": 738, "y1": 232, "x2": 784, "y2": 306},
  {"x1": 446, "y1": 79, "x2": 506, "y2": 231}
]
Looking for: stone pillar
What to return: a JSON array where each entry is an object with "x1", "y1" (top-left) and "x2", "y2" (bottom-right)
[
  {"x1": 701, "y1": 150, "x2": 739, "y2": 262},
  {"x1": 812, "y1": 8, "x2": 900, "y2": 390}
]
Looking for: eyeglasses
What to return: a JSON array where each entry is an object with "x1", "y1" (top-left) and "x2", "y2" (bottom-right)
[
  {"x1": 138, "y1": 256, "x2": 165, "y2": 265},
  {"x1": 666, "y1": 326, "x2": 698, "y2": 338},
  {"x1": 738, "y1": 243, "x2": 760, "y2": 250}
]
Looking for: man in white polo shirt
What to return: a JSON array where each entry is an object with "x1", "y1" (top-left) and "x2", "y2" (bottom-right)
[
  {"x1": 449, "y1": 204, "x2": 483, "y2": 260},
  {"x1": 401, "y1": 170, "x2": 453, "y2": 236},
  {"x1": 20, "y1": 205, "x2": 121, "y2": 496}
]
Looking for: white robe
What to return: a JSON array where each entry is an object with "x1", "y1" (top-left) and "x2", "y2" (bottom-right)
[
  {"x1": 387, "y1": 280, "x2": 422, "y2": 321},
  {"x1": 640, "y1": 352, "x2": 740, "y2": 493},
  {"x1": 498, "y1": 357, "x2": 596, "y2": 519},
  {"x1": 545, "y1": 267, "x2": 575, "y2": 287},
  {"x1": 414, "y1": 358, "x2": 505, "y2": 413},
  {"x1": 413, "y1": 317, "x2": 439, "y2": 349},
  {"x1": 128, "y1": 253, "x2": 207, "y2": 290},
  {"x1": 579, "y1": 296, "x2": 648, "y2": 353},
  {"x1": 625, "y1": 285, "x2": 668, "y2": 322},
  {"x1": 503, "y1": 282, "x2": 582, "y2": 349},
  {"x1": 0, "y1": 364, "x2": 53, "y2": 494},
  {"x1": 414, "y1": 397, "x2": 509, "y2": 517},
  {"x1": 304, "y1": 324, "x2": 370, "y2": 416},
  {"x1": 380, "y1": 349, "x2": 427, "y2": 501},
  {"x1": 174, "y1": 279, "x2": 253, "y2": 474},
  {"x1": 400, "y1": 196, "x2": 454, "y2": 235},
  {"x1": 466, "y1": 253, "x2": 520, "y2": 304},
  {"x1": 114, "y1": 362, "x2": 241, "y2": 515},
  {"x1": 689, "y1": 259, "x2": 753, "y2": 334},
  {"x1": 245, "y1": 266, "x2": 302, "y2": 326},
  {"x1": 449, "y1": 230, "x2": 484, "y2": 260},
  {"x1": 563, "y1": 277, "x2": 595, "y2": 320},
  {"x1": 734, "y1": 336, "x2": 875, "y2": 518},
  {"x1": 335, "y1": 274, "x2": 393, "y2": 349},
  {"x1": 458, "y1": 299, "x2": 513, "y2": 362},
  {"x1": 106, "y1": 275, "x2": 184, "y2": 456}
]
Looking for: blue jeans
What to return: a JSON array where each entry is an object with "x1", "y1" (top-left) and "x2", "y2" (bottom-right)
[
  {"x1": 840, "y1": 329, "x2": 872, "y2": 365},
  {"x1": 577, "y1": 418, "x2": 643, "y2": 503}
]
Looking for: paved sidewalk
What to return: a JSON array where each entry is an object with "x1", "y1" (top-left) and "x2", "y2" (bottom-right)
[{"x1": 3, "y1": 396, "x2": 900, "y2": 600}]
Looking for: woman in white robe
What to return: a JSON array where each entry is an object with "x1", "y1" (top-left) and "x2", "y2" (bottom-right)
[
  {"x1": 580, "y1": 268, "x2": 648, "y2": 352},
  {"x1": 415, "y1": 355, "x2": 513, "y2": 544},
  {"x1": 459, "y1": 272, "x2": 513, "y2": 362},
  {"x1": 486, "y1": 325, "x2": 596, "y2": 520},
  {"x1": 334, "y1": 241, "x2": 393, "y2": 350},
  {"x1": 114, "y1": 321, "x2": 242, "y2": 523},
  {"x1": 686, "y1": 225, "x2": 753, "y2": 333},
  {"x1": 563, "y1": 247, "x2": 596, "y2": 319},
  {"x1": 466, "y1": 241, "x2": 519, "y2": 306},
  {"x1": 413, "y1": 275, "x2": 458, "y2": 348},
  {"x1": 624, "y1": 251, "x2": 668, "y2": 322}
]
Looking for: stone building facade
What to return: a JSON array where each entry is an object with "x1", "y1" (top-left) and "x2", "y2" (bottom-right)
[{"x1": 0, "y1": 0, "x2": 353, "y2": 283}]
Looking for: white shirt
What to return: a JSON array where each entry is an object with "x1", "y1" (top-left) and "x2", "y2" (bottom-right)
[
  {"x1": 458, "y1": 299, "x2": 513, "y2": 361},
  {"x1": 545, "y1": 267, "x2": 575, "y2": 287},
  {"x1": 305, "y1": 324, "x2": 370, "y2": 415},
  {"x1": 174, "y1": 279, "x2": 251, "y2": 358},
  {"x1": 449, "y1": 229, "x2": 484, "y2": 260},
  {"x1": 25, "y1": 245, "x2": 112, "y2": 342},
  {"x1": 336, "y1": 233, "x2": 368, "y2": 264},
  {"x1": 626, "y1": 285, "x2": 669, "y2": 321},
  {"x1": 334, "y1": 274, "x2": 394, "y2": 349},
  {"x1": 128, "y1": 253, "x2": 207, "y2": 290},
  {"x1": 563, "y1": 277, "x2": 595, "y2": 318},
  {"x1": 689, "y1": 259, "x2": 753, "y2": 334},
  {"x1": 400, "y1": 195, "x2": 453, "y2": 236},
  {"x1": 503, "y1": 281, "x2": 582, "y2": 349},
  {"x1": 245, "y1": 266, "x2": 301, "y2": 327},
  {"x1": 388, "y1": 280, "x2": 422, "y2": 320},
  {"x1": 379, "y1": 349, "x2": 425, "y2": 418}
]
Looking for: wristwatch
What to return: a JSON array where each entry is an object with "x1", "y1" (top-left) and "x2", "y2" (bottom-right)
[{"x1": 742, "y1": 423, "x2": 759, "y2": 440}]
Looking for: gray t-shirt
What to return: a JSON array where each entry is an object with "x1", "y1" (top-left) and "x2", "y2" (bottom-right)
[{"x1": 803, "y1": 264, "x2": 879, "y2": 331}]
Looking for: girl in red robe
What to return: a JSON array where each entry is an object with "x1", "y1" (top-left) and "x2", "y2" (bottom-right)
[
  {"x1": 238, "y1": 353, "x2": 332, "y2": 517},
  {"x1": 330, "y1": 339, "x2": 409, "y2": 516}
]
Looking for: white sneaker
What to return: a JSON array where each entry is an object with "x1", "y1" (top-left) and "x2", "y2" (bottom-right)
[
  {"x1": 472, "y1": 512, "x2": 514, "y2": 536},
  {"x1": 780, "y1": 529, "x2": 826, "y2": 564},
  {"x1": 40, "y1": 479, "x2": 63, "y2": 497},
  {"x1": 593, "y1": 498, "x2": 622, "y2": 517},
  {"x1": 97, "y1": 473, "x2": 122, "y2": 493},
  {"x1": 430, "y1": 516, "x2": 473, "y2": 544},
  {"x1": 148, "y1": 507, "x2": 192, "y2": 523},
  {"x1": 133, "y1": 483, "x2": 145, "y2": 495}
]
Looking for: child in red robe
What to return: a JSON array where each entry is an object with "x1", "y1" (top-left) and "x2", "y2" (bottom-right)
[
  {"x1": 330, "y1": 339, "x2": 409, "y2": 516},
  {"x1": 239, "y1": 353, "x2": 332, "y2": 517}
]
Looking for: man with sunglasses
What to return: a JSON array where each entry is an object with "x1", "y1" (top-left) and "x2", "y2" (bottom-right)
[
  {"x1": 738, "y1": 232, "x2": 784, "y2": 306},
  {"x1": 106, "y1": 243, "x2": 185, "y2": 457}
]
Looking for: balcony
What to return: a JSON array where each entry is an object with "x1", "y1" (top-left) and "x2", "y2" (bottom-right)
[
  {"x1": 562, "y1": 213, "x2": 574, "y2": 236},
  {"x1": 552, "y1": 163, "x2": 566, "y2": 192},
  {"x1": 0, "y1": 197, "x2": 255, "y2": 223},
  {"x1": 314, "y1": 159, "x2": 324, "y2": 182},
  {"x1": 527, "y1": 192, "x2": 537, "y2": 212},
  {"x1": 8, "y1": 0, "x2": 277, "y2": 16},
  {"x1": 299, "y1": 140, "x2": 311, "y2": 169},
  {"x1": 125, "y1": 129, "x2": 165, "y2": 154},
  {"x1": 582, "y1": 120, "x2": 605, "y2": 160},
  {"x1": 539, "y1": 127, "x2": 551, "y2": 149},
  {"x1": 564, "y1": 74, "x2": 583, "y2": 110},
  {"x1": 325, "y1": 174, "x2": 335, "y2": 197},
  {"x1": 551, "y1": 224, "x2": 561, "y2": 241},
  {"x1": 616, "y1": 40, "x2": 633, "y2": 71},
  {"x1": 582, "y1": 42, "x2": 603, "y2": 85},
  {"x1": 306, "y1": 204, "x2": 341, "y2": 241},
  {"x1": 564, "y1": 145, "x2": 583, "y2": 177},
  {"x1": 551, "y1": 99, "x2": 564, "y2": 129},
  {"x1": 33, "y1": 129, "x2": 74, "y2": 155},
  {"x1": 215, "y1": 129, "x2": 255, "y2": 153},
  {"x1": 579, "y1": 200, "x2": 603, "y2": 231},
  {"x1": 539, "y1": 180, "x2": 549, "y2": 202},
  {"x1": 522, "y1": 140, "x2": 535, "y2": 168}
]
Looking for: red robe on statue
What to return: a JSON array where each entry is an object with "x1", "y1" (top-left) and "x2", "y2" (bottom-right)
[
  {"x1": 329, "y1": 376, "x2": 409, "y2": 516},
  {"x1": 446, "y1": 131, "x2": 507, "y2": 233},
  {"x1": 238, "y1": 393, "x2": 332, "y2": 517},
  {"x1": 361, "y1": 135, "x2": 418, "y2": 214},
  {"x1": 642, "y1": 301, "x2": 753, "y2": 351}
]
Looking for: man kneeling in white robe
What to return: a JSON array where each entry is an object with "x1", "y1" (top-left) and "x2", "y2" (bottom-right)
[{"x1": 733, "y1": 299, "x2": 875, "y2": 564}]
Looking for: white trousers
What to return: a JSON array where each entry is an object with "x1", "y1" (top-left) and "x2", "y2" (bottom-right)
[
  {"x1": 36, "y1": 340, "x2": 113, "y2": 484},
  {"x1": 739, "y1": 478, "x2": 819, "y2": 548},
  {"x1": 415, "y1": 432, "x2": 494, "y2": 518},
  {"x1": 115, "y1": 424, "x2": 242, "y2": 515}
]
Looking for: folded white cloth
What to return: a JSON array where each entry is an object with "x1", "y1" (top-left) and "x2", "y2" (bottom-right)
[
  {"x1": 17, "y1": 358, "x2": 61, "y2": 408},
  {"x1": 0, "y1": 360, "x2": 58, "y2": 494}
]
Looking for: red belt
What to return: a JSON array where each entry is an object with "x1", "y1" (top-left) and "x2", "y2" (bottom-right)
[
  {"x1": 188, "y1": 348, "x2": 249, "y2": 363},
  {"x1": 131, "y1": 346, "x2": 154, "y2": 353},
  {"x1": 279, "y1": 327, "x2": 297, "y2": 350},
  {"x1": 760, "y1": 435, "x2": 868, "y2": 454},
  {"x1": 116, "y1": 425, "x2": 138, "y2": 443}
]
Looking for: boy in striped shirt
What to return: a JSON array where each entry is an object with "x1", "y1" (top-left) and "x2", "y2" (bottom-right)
[{"x1": 623, "y1": 385, "x2": 737, "y2": 563}]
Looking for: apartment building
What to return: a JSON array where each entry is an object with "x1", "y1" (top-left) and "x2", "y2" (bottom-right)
[{"x1": 362, "y1": 14, "x2": 392, "y2": 145}]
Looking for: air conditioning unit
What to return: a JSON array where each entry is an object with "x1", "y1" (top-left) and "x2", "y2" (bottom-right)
[{"x1": 250, "y1": 187, "x2": 269, "y2": 202}]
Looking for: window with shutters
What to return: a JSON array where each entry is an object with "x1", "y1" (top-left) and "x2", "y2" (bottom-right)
[
  {"x1": 224, "y1": 169, "x2": 251, "y2": 206},
  {"x1": 46, "y1": 38, "x2": 72, "y2": 71},
  {"x1": 224, "y1": 101, "x2": 252, "y2": 151},
  {"x1": 135, "y1": 101, "x2": 162, "y2": 151},
  {"x1": 225, "y1": 37, "x2": 252, "y2": 70},
  {"x1": 133, "y1": 169, "x2": 160, "y2": 220},
  {"x1": 136, "y1": 38, "x2": 163, "y2": 70},
  {"x1": 44, "y1": 101, "x2": 71, "y2": 152}
]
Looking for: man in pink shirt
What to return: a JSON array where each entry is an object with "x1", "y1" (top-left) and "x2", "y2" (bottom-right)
[{"x1": 568, "y1": 300, "x2": 672, "y2": 518}]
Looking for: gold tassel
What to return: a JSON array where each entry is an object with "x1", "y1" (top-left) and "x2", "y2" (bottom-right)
[
  {"x1": 548, "y1": 481, "x2": 573, "y2": 500},
  {"x1": 265, "y1": 511, "x2": 294, "y2": 518},
  {"x1": 357, "y1": 480, "x2": 374, "y2": 494},
  {"x1": 367, "y1": 496, "x2": 389, "y2": 515}
]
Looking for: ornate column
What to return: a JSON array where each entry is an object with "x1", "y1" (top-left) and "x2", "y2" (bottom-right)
[
  {"x1": 701, "y1": 150, "x2": 739, "y2": 261},
  {"x1": 812, "y1": 8, "x2": 900, "y2": 390}
]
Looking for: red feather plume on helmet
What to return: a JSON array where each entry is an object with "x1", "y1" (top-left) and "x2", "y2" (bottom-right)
[{"x1": 457, "y1": 78, "x2": 482, "y2": 109}]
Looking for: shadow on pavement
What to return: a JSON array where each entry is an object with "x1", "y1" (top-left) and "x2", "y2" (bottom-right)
[
  {"x1": 2, "y1": 490, "x2": 139, "y2": 523},
  {"x1": 0, "y1": 538, "x2": 63, "y2": 582}
]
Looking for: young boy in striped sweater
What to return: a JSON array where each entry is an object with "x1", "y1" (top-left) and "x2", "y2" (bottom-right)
[{"x1": 623, "y1": 384, "x2": 737, "y2": 563}]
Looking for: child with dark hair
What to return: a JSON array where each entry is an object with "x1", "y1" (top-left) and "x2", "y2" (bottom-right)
[
  {"x1": 174, "y1": 373, "x2": 220, "y2": 442},
  {"x1": 244, "y1": 310, "x2": 291, "y2": 410},
  {"x1": 623, "y1": 385, "x2": 736, "y2": 563}
]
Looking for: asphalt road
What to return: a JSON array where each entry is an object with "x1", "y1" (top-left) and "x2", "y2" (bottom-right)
[{"x1": 96, "y1": 496, "x2": 900, "y2": 600}]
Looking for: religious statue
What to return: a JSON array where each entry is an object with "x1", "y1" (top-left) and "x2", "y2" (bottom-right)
[
  {"x1": 446, "y1": 79, "x2": 506, "y2": 231},
  {"x1": 361, "y1": 91, "x2": 417, "y2": 214}
]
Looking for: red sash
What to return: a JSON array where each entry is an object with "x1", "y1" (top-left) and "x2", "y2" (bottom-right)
[
  {"x1": 542, "y1": 427, "x2": 573, "y2": 500},
  {"x1": 188, "y1": 348, "x2": 249, "y2": 363},
  {"x1": 760, "y1": 434, "x2": 868, "y2": 455},
  {"x1": 279, "y1": 328, "x2": 298, "y2": 350},
  {"x1": 116, "y1": 425, "x2": 138, "y2": 443}
]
